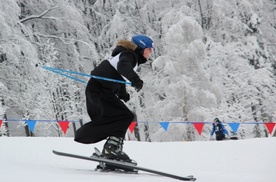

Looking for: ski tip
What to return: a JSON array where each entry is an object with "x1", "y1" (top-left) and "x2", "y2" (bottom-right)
[{"x1": 52, "y1": 150, "x2": 61, "y2": 155}]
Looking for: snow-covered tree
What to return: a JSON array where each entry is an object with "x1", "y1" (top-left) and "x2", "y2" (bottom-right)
[{"x1": 0, "y1": 0, "x2": 275, "y2": 140}]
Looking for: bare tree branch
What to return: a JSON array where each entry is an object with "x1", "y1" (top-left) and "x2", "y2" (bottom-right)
[
  {"x1": 33, "y1": 33, "x2": 96, "y2": 52},
  {"x1": 20, "y1": 5, "x2": 59, "y2": 23}
]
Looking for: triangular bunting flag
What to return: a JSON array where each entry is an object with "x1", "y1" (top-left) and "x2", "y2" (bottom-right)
[
  {"x1": 0, "y1": 120, "x2": 2, "y2": 128},
  {"x1": 25, "y1": 120, "x2": 37, "y2": 133},
  {"x1": 193, "y1": 122, "x2": 205, "y2": 135},
  {"x1": 160, "y1": 122, "x2": 170, "y2": 131},
  {"x1": 128, "y1": 122, "x2": 137, "y2": 133},
  {"x1": 58, "y1": 121, "x2": 70, "y2": 135},
  {"x1": 228, "y1": 123, "x2": 240, "y2": 134},
  {"x1": 264, "y1": 122, "x2": 276, "y2": 135}
]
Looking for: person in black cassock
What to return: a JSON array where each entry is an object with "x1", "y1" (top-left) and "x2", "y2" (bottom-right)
[{"x1": 74, "y1": 35, "x2": 154, "y2": 162}]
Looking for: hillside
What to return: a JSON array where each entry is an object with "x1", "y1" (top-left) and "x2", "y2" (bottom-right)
[{"x1": 1, "y1": 137, "x2": 275, "y2": 182}]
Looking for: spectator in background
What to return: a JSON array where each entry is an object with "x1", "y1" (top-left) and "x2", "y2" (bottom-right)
[{"x1": 210, "y1": 118, "x2": 229, "y2": 141}]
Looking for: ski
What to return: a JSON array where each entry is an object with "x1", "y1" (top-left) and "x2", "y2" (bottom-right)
[{"x1": 53, "y1": 150, "x2": 196, "y2": 181}]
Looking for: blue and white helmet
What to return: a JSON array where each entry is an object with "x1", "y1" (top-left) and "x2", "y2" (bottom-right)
[{"x1": 131, "y1": 35, "x2": 154, "y2": 49}]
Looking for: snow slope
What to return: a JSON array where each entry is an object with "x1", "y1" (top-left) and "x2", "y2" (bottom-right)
[{"x1": 1, "y1": 137, "x2": 275, "y2": 182}]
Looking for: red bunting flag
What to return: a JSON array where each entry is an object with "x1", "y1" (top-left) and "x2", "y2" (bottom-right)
[
  {"x1": 58, "y1": 121, "x2": 70, "y2": 135},
  {"x1": 0, "y1": 120, "x2": 2, "y2": 128},
  {"x1": 264, "y1": 122, "x2": 276, "y2": 135},
  {"x1": 193, "y1": 122, "x2": 205, "y2": 135},
  {"x1": 128, "y1": 122, "x2": 137, "y2": 133}
]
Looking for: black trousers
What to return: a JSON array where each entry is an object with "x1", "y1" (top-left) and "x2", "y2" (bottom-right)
[
  {"x1": 74, "y1": 82, "x2": 134, "y2": 144},
  {"x1": 215, "y1": 131, "x2": 225, "y2": 141}
]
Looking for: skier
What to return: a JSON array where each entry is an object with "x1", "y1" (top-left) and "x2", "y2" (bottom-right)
[
  {"x1": 210, "y1": 118, "x2": 229, "y2": 141},
  {"x1": 74, "y1": 35, "x2": 154, "y2": 163}
]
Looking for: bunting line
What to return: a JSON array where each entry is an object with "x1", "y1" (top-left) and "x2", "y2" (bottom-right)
[{"x1": 1, "y1": 119, "x2": 275, "y2": 136}]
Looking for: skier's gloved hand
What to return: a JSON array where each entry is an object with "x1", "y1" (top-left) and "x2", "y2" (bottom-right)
[
  {"x1": 131, "y1": 77, "x2": 143, "y2": 92},
  {"x1": 118, "y1": 93, "x2": 130, "y2": 102}
]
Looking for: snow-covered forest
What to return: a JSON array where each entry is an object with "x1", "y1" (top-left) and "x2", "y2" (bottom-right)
[{"x1": 0, "y1": 0, "x2": 275, "y2": 141}]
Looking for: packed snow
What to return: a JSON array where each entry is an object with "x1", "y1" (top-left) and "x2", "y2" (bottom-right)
[{"x1": 1, "y1": 137, "x2": 275, "y2": 182}]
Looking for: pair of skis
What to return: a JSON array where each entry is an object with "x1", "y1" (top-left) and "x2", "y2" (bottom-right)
[{"x1": 53, "y1": 149, "x2": 196, "y2": 181}]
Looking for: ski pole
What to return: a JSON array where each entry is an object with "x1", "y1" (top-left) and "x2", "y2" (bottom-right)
[
  {"x1": 44, "y1": 67, "x2": 88, "y2": 84},
  {"x1": 42, "y1": 66, "x2": 131, "y2": 85}
]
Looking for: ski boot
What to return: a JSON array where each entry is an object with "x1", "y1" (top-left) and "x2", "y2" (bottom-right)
[
  {"x1": 102, "y1": 137, "x2": 131, "y2": 161},
  {"x1": 100, "y1": 136, "x2": 137, "y2": 172}
]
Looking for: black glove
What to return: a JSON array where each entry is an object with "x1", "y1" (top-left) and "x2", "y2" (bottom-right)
[
  {"x1": 118, "y1": 93, "x2": 130, "y2": 102},
  {"x1": 131, "y1": 77, "x2": 143, "y2": 92}
]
